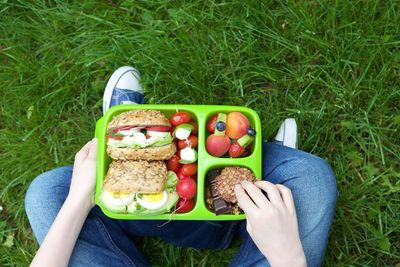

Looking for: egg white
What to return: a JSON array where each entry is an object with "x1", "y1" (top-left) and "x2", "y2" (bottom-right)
[
  {"x1": 136, "y1": 191, "x2": 168, "y2": 210},
  {"x1": 100, "y1": 191, "x2": 135, "y2": 207}
]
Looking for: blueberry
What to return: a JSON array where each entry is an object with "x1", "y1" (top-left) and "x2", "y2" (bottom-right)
[
  {"x1": 216, "y1": 121, "x2": 226, "y2": 131},
  {"x1": 247, "y1": 127, "x2": 256, "y2": 137}
]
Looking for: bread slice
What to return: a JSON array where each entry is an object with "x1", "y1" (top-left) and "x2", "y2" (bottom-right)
[
  {"x1": 103, "y1": 160, "x2": 167, "y2": 194},
  {"x1": 107, "y1": 142, "x2": 176, "y2": 161},
  {"x1": 107, "y1": 110, "x2": 170, "y2": 131}
]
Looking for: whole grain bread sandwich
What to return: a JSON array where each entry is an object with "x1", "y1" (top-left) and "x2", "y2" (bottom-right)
[
  {"x1": 100, "y1": 160, "x2": 179, "y2": 214},
  {"x1": 106, "y1": 109, "x2": 176, "y2": 160}
]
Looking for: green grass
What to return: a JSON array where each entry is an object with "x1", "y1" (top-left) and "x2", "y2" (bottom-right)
[{"x1": 0, "y1": 0, "x2": 399, "y2": 266}]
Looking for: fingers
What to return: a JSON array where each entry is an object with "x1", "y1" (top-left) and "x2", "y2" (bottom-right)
[
  {"x1": 254, "y1": 181, "x2": 285, "y2": 209},
  {"x1": 240, "y1": 181, "x2": 270, "y2": 209},
  {"x1": 234, "y1": 184, "x2": 258, "y2": 215},
  {"x1": 87, "y1": 138, "x2": 98, "y2": 160},
  {"x1": 276, "y1": 184, "x2": 296, "y2": 215}
]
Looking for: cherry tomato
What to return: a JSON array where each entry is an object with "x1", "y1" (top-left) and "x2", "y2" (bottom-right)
[
  {"x1": 176, "y1": 178, "x2": 197, "y2": 200},
  {"x1": 167, "y1": 155, "x2": 181, "y2": 172},
  {"x1": 146, "y1": 125, "x2": 170, "y2": 132},
  {"x1": 177, "y1": 169, "x2": 191, "y2": 180},
  {"x1": 177, "y1": 136, "x2": 198, "y2": 149},
  {"x1": 176, "y1": 198, "x2": 195, "y2": 213},
  {"x1": 181, "y1": 163, "x2": 197, "y2": 176},
  {"x1": 189, "y1": 120, "x2": 198, "y2": 135},
  {"x1": 206, "y1": 114, "x2": 218, "y2": 133},
  {"x1": 170, "y1": 112, "x2": 191, "y2": 126}
]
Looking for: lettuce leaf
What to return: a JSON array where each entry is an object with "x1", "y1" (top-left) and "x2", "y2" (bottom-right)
[
  {"x1": 165, "y1": 171, "x2": 178, "y2": 188},
  {"x1": 149, "y1": 134, "x2": 173, "y2": 147},
  {"x1": 107, "y1": 133, "x2": 173, "y2": 149}
]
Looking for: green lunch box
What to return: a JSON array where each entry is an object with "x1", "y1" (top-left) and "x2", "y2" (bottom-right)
[{"x1": 95, "y1": 104, "x2": 262, "y2": 220}]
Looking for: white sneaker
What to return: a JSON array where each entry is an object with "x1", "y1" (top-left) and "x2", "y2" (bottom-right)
[
  {"x1": 274, "y1": 118, "x2": 297, "y2": 149},
  {"x1": 102, "y1": 66, "x2": 144, "y2": 115}
]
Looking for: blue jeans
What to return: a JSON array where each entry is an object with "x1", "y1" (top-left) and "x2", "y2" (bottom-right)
[{"x1": 25, "y1": 142, "x2": 337, "y2": 267}]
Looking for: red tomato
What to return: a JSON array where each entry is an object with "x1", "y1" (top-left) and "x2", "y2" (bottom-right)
[
  {"x1": 177, "y1": 136, "x2": 198, "y2": 149},
  {"x1": 176, "y1": 178, "x2": 197, "y2": 199},
  {"x1": 181, "y1": 163, "x2": 197, "y2": 176},
  {"x1": 107, "y1": 135, "x2": 123, "y2": 141},
  {"x1": 146, "y1": 125, "x2": 170, "y2": 132},
  {"x1": 177, "y1": 169, "x2": 191, "y2": 180},
  {"x1": 176, "y1": 198, "x2": 195, "y2": 213},
  {"x1": 167, "y1": 155, "x2": 181, "y2": 172},
  {"x1": 112, "y1": 125, "x2": 136, "y2": 133},
  {"x1": 189, "y1": 120, "x2": 198, "y2": 135},
  {"x1": 206, "y1": 114, "x2": 218, "y2": 133},
  {"x1": 170, "y1": 112, "x2": 191, "y2": 126}
]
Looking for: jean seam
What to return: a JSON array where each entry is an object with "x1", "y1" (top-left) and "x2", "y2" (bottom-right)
[{"x1": 94, "y1": 217, "x2": 137, "y2": 267}]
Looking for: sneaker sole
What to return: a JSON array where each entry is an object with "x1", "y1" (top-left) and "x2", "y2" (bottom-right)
[{"x1": 282, "y1": 118, "x2": 297, "y2": 149}]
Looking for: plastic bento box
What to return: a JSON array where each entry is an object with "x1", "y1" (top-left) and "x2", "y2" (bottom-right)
[{"x1": 95, "y1": 104, "x2": 262, "y2": 220}]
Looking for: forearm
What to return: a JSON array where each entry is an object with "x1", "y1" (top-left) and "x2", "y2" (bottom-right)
[{"x1": 30, "y1": 197, "x2": 91, "y2": 267}]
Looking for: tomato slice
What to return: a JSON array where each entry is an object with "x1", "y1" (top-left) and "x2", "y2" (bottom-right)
[
  {"x1": 146, "y1": 125, "x2": 171, "y2": 132},
  {"x1": 112, "y1": 125, "x2": 137, "y2": 133},
  {"x1": 107, "y1": 135, "x2": 123, "y2": 140}
]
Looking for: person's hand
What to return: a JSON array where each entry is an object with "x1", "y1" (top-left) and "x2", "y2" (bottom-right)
[
  {"x1": 67, "y1": 139, "x2": 98, "y2": 210},
  {"x1": 235, "y1": 180, "x2": 306, "y2": 267}
]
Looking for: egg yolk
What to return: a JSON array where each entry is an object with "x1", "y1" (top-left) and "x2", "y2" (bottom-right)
[{"x1": 141, "y1": 192, "x2": 164, "y2": 202}]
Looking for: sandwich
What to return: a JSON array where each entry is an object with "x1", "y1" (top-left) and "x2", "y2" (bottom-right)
[
  {"x1": 106, "y1": 110, "x2": 176, "y2": 160},
  {"x1": 100, "y1": 160, "x2": 179, "y2": 215}
]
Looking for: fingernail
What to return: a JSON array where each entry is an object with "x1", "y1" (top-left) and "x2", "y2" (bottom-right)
[
  {"x1": 92, "y1": 138, "x2": 98, "y2": 144},
  {"x1": 235, "y1": 184, "x2": 241, "y2": 190}
]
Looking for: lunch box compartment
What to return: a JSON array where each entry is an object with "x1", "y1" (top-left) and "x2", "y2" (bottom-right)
[
  {"x1": 95, "y1": 104, "x2": 262, "y2": 220},
  {"x1": 203, "y1": 109, "x2": 258, "y2": 158}
]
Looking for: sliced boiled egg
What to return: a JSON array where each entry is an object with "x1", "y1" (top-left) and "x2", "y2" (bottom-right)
[
  {"x1": 100, "y1": 191, "x2": 135, "y2": 207},
  {"x1": 136, "y1": 191, "x2": 168, "y2": 210}
]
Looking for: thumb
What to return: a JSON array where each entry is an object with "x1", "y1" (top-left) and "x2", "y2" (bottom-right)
[{"x1": 87, "y1": 138, "x2": 98, "y2": 160}]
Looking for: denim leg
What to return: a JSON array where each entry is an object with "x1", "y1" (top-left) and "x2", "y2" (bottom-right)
[
  {"x1": 230, "y1": 142, "x2": 338, "y2": 267},
  {"x1": 25, "y1": 166, "x2": 150, "y2": 267},
  {"x1": 117, "y1": 219, "x2": 238, "y2": 250}
]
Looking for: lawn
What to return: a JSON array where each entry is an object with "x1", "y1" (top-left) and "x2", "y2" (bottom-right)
[{"x1": 0, "y1": 0, "x2": 399, "y2": 266}]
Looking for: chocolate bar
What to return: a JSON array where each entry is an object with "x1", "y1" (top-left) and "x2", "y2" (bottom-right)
[{"x1": 208, "y1": 170, "x2": 232, "y2": 215}]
